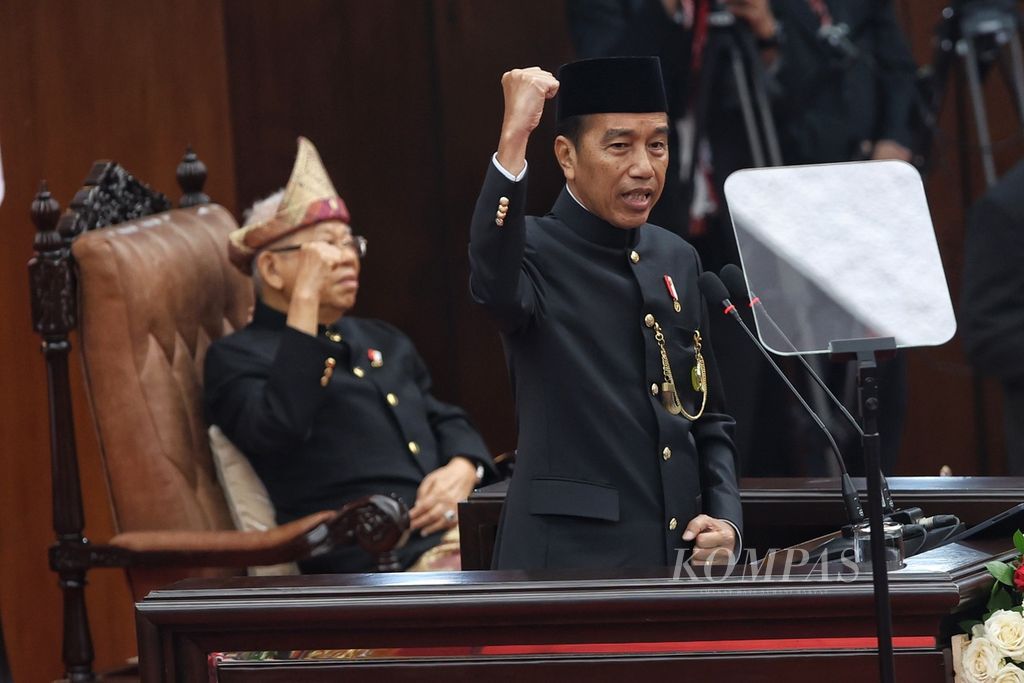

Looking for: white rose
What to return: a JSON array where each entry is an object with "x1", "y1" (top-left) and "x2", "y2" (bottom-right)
[
  {"x1": 994, "y1": 664, "x2": 1024, "y2": 683},
  {"x1": 963, "y1": 636, "x2": 1006, "y2": 683},
  {"x1": 985, "y1": 611, "x2": 1024, "y2": 661}
]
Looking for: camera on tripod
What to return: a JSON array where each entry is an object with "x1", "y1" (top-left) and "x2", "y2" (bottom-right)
[{"x1": 915, "y1": 0, "x2": 1024, "y2": 184}]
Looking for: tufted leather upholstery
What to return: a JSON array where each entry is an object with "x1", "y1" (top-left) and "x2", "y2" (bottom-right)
[{"x1": 72, "y1": 204, "x2": 254, "y2": 597}]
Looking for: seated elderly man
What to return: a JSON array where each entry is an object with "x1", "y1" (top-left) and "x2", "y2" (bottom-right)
[{"x1": 204, "y1": 137, "x2": 494, "y2": 572}]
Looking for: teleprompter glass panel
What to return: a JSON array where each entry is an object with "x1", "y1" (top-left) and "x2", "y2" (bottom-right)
[{"x1": 723, "y1": 161, "x2": 956, "y2": 355}]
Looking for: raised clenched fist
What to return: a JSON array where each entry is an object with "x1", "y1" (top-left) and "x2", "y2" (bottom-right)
[{"x1": 496, "y1": 67, "x2": 559, "y2": 176}]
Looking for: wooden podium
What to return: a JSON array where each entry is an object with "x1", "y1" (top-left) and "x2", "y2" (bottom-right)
[
  {"x1": 459, "y1": 476, "x2": 1024, "y2": 570},
  {"x1": 135, "y1": 477, "x2": 1023, "y2": 682},
  {"x1": 137, "y1": 537, "x2": 1010, "y2": 682}
]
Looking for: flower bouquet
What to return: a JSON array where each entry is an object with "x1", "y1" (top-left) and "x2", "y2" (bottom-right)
[{"x1": 952, "y1": 530, "x2": 1024, "y2": 683}]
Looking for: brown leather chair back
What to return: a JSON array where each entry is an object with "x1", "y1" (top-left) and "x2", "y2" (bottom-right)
[{"x1": 71, "y1": 205, "x2": 253, "y2": 590}]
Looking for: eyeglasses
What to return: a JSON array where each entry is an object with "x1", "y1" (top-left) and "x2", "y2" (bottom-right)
[{"x1": 266, "y1": 235, "x2": 368, "y2": 259}]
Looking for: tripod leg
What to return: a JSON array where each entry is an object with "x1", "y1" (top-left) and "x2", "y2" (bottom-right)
[
  {"x1": 962, "y1": 37, "x2": 999, "y2": 187},
  {"x1": 749, "y1": 56, "x2": 783, "y2": 166},
  {"x1": 733, "y1": 28, "x2": 783, "y2": 166},
  {"x1": 728, "y1": 41, "x2": 767, "y2": 167},
  {"x1": 1005, "y1": 29, "x2": 1024, "y2": 135}
]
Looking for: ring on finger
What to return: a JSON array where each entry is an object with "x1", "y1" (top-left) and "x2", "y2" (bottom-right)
[{"x1": 443, "y1": 509, "x2": 456, "y2": 522}]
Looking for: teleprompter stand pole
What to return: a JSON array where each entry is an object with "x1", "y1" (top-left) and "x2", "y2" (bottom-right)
[{"x1": 830, "y1": 336, "x2": 898, "y2": 683}]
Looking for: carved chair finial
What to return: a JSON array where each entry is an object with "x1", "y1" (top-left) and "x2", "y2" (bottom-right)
[
  {"x1": 31, "y1": 181, "x2": 63, "y2": 253},
  {"x1": 28, "y1": 181, "x2": 77, "y2": 339},
  {"x1": 177, "y1": 145, "x2": 210, "y2": 208}
]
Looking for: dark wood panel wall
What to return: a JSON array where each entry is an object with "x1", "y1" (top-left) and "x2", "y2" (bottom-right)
[
  {"x1": 0, "y1": 0, "x2": 1017, "y2": 679},
  {"x1": 894, "y1": 0, "x2": 1022, "y2": 476},
  {"x1": 221, "y1": 0, "x2": 574, "y2": 457},
  {"x1": 0, "y1": 1, "x2": 236, "y2": 680}
]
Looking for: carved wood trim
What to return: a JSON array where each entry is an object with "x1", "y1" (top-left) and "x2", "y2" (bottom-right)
[
  {"x1": 57, "y1": 161, "x2": 171, "y2": 240},
  {"x1": 177, "y1": 146, "x2": 210, "y2": 208},
  {"x1": 28, "y1": 158, "x2": 173, "y2": 683},
  {"x1": 333, "y1": 494, "x2": 410, "y2": 572}
]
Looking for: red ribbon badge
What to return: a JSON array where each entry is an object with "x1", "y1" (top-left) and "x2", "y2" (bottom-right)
[
  {"x1": 664, "y1": 275, "x2": 679, "y2": 302},
  {"x1": 664, "y1": 275, "x2": 681, "y2": 313}
]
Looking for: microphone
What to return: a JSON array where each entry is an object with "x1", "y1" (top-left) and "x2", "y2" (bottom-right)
[
  {"x1": 719, "y1": 264, "x2": 896, "y2": 514},
  {"x1": 697, "y1": 271, "x2": 866, "y2": 527}
]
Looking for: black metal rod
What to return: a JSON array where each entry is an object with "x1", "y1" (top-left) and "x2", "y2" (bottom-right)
[{"x1": 858, "y1": 352, "x2": 896, "y2": 683}]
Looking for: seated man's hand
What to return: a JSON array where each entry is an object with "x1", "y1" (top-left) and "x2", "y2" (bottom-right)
[
  {"x1": 683, "y1": 514, "x2": 737, "y2": 565},
  {"x1": 409, "y1": 456, "x2": 478, "y2": 536}
]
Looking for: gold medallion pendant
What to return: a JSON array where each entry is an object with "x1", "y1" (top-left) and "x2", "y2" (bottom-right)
[{"x1": 653, "y1": 319, "x2": 707, "y2": 421}]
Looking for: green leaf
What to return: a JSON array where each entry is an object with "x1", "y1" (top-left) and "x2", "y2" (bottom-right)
[
  {"x1": 1014, "y1": 529, "x2": 1024, "y2": 555},
  {"x1": 989, "y1": 588, "x2": 1014, "y2": 613},
  {"x1": 960, "y1": 619, "x2": 983, "y2": 634},
  {"x1": 987, "y1": 560, "x2": 1015, "y2": 586}
]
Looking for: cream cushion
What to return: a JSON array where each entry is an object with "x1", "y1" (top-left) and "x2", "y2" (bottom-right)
[{"x1": 207, "y1": 425, "x2": 299, "y2": 575}]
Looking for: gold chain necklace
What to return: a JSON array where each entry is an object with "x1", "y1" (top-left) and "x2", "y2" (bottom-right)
[{"x1": 653, "y1": 318, "x2": 707, "y2": 421}]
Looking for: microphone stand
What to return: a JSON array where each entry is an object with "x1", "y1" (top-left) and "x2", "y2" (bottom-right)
[
  {"x1": 830, "y1": 337, "x2": 898, "y2": 683},
  {"x1": 698, "y1": 274, "x2": 865, "y2": 527},
  {"x1": 725, "y1": 269, "x2": 964, "y2": 546},
  {"x1": 721, "y1": 265, "x2": 896, "y2": 514}
]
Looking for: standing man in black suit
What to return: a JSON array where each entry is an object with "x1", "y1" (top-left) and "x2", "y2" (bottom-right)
[
  {"x1": 205, "y1": 137, "x2": 495, "y2": 573},
  {"x1": 469, "y1": 57, "x2": 742, "y2": 571}
]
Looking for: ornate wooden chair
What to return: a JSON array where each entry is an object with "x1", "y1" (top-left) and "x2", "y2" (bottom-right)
[{"x1": 28, "y1": 150, "x2": 409, "y2": 682}]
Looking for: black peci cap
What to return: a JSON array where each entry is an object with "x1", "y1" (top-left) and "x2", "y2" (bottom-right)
[{"x1": 555, "y1": 56, "x2": 668, "y2": 123}]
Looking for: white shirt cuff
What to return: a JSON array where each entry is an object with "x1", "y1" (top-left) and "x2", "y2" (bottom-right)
[
  {"x1": 725, "y1": 520, "x2": 743, "y2": 554},
  {"x1": 491, "y1": 153, "x2": 528, "y2": 182}
]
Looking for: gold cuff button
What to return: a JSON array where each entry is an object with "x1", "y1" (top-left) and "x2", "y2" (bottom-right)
[
  {"x1": 644, "y1": 313, "x2": 655, "y2": 328},
  {"x1": 669, "y1": 517, "x2": 678, "y2": 531},
  {"x1": 408, "y1": 441, "x2": 420, "y2": 455},
  {"x1": 499, "y1": 196, "x2": 510, "y2": 206},
  {"x1": 662, "y1": 446, "x2": 672, "y2": 461},
  {"x1": 320, "y1": 357, "x2": 337, "y2": 387},
  {"x1": 386, "y1": 393, "x2": 399, "y2": 407},
  {"x1": 629, "y1": 250, "x2": 640, "y2": 263},
  {"x1": 353, "y1": 367, "x2": 365, "y2": 378},
  {"x1": 495, "y1": 218, "x2": 504, "y2": 227}
]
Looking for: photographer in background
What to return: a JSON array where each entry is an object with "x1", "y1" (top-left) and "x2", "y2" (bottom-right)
[{"x1": 765, "y1": 0, "x2": 918, "y2": 166}]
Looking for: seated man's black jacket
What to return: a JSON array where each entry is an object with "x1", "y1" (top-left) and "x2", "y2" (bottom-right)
[{"x1": 204, "y1": 300, "x2": 493, "y2": 572}]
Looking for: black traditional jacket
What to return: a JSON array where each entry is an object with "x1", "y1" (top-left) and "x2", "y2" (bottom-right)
[
  {"x1": 204, "y1": 300, "x2": 493, "y2": 571},
  {"x1": 469, "y1": 161, "x2": 742, "y2": 570}
]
